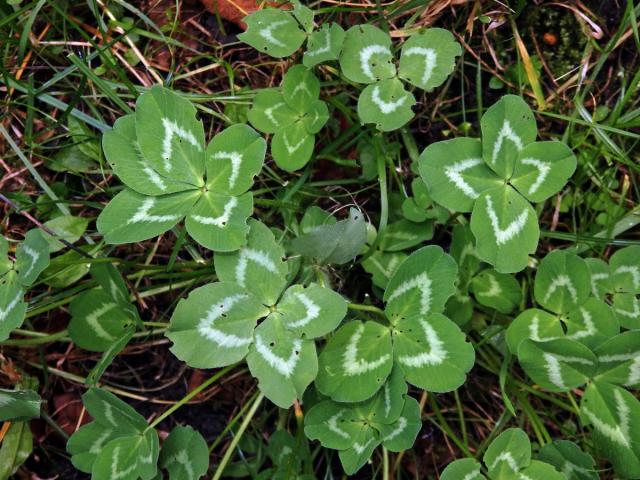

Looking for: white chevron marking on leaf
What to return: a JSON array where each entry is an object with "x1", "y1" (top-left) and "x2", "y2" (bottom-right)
[
  {"x1": 582, "y1": 389, "x2": 630, "y2": 448},
  {"x1": 562, "y1": 462, "x2": 592, "y2": 478},
  {"x1": 590, "y1": 272, "x2": 608, "y2": 296},
  {"x1": 190, "y1": 197, "x2": 238, "y2": 227},
  {"x1": 387, "y1": 273, "x2": 432, "y2": 314},
  {"x1": 444, "y1": 158, "x2": 484, "y2": 198},
  {"x1": 326, "y1": 410, "x2": 350, "y2": 439},
  {"x1": 111, "y1": 445, "x2": 138, "y2": 479},
  {"x1": 353, "y1": 438, "x2": 374, "y2": 455},
  {"x1": 103, "y1": 401, "x2": 117, "y2": 426},
  {"x1": 306, "y1": 28, "x2": 331, "y2": 57},
  {"x1": 265, "y1": 102, "x2": 285, "y2": 126},
  {"x1": 287, "y1": 293, "x2": 320, "y2": 328},
  {"x1": 235, "y1": 248, "x2": 277, "y2": 288},
  {"x1": 167, "y1": 451, "x2": 195, "y2": 480},
  {"x1": 89, "y1": 430, "x2": 112, "y2": 454},
  {"x1": 615, "y1": 265, "x2": 640, "y2": 290},
  {"x1": 161, "y1": 118, "x2": 202, "y2": 171},
  {"x1": 404, "y1": 46, "x2": 437, "y2": 85},
  {"x1": 212, "y1": 151, "x2": 242, "y2": 189},
  {"x1": 0, "y1": 292, "x2": 22, "y2": 322},
  {"x1": 519, "y1": 157, "x2": 550, "y2": 195},
  {"x1": 543, "y1": 353, "x2": 594, "y2": 389},
  {"x1": 615, "y1": 300, "x2": 640, "y2": 319},
  {"x1": 197, "y1": 294, "x2": 252, "y2": 347},
  {"x1": 544, "y1": 274, "x2": 578, "y2": 304},
  {"x1": 490, "y1": 452, "x2": 519, "y2": 472},
  {"x1": 383, "y1": 383, "x2": 391, "y2": 417},
  {"x1": 480, "y1": 275, "x2": 501, "y2": 297},
  {"x1": 87, "y1": 303, "x2": 118, "y2": 341},
  {"x1": 566, "y1": 307, "x2": 596, "y2": 340},
  {"x1": 398, "y1": 318, "x2": 447, "y2": 367},
  {"x1": 142, "y1": 166, "x2": 166, "y2": 190},
  {"x1": 128, "y1": 198, "x2": 181, "y2": 224},
  {"x1": 371, "y1": 86, "x2": 408, "y2": 114},
  {"x1": 283, "y1": 132, "x2": 306, "y2": 154},
  {"x1": 343, "y1": 323, "x2": 390, "y2": 375},
  {"x1": 259, "y1": 20, "x2": 288, "y2": 47},
  {"x1": 292, "y1": 82, "x2": 311, "y2": 98},
  {"x1": 598, "y1": 352, "x2": 640, "y2": 385},
  {"x1": 491, "y1": 120, "x2": 524, "y2": 165},
  {"x1": 368, "y1": 255, "x2": 400, "y2": 279},
  {"x1": 254, "y1": 334, "x2": 302, "y2": 377},
  {"x1": 485, "y1": 196, "x2": 529, "y2": 245},
  {"x1": 383, "y1": 416, "x2": 407, "y2": 441},
  {"x1": 20, "y1": 245, "x2": 39, "y2": 277},
  {"x1": 359, "y1": 45, "x2": 391, "y2": 81},
  {"x1": 462, "y1": 470, "x2": 483, "y2": 480}
]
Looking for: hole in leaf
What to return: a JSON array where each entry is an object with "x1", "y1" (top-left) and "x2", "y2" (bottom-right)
[{"x1": 270, "y1": 341, "x2": 275, "y2": 347}]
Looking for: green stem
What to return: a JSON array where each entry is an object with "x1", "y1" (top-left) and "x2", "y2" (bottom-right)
[
  {"x1": 347, "y1": 303, "x2": 386, "y2": 319},
  {"x1": 382, "y1": 446, "x2": 389, "y2": 480},
  {"x1": 212, "y1": 392, "x2": 265, "y2": 480}
]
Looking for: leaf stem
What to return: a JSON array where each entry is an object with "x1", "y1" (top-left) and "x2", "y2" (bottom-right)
[{"x1": 347, "y1": 303, "x2": 386, "y2": 319}]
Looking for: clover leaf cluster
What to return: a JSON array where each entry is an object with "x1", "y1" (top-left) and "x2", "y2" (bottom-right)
[
  {"x1": 97, "y1": 86, "x2": 266, "y2": 252},
  {"x1": 420, "y1": 95, "x2": 577, "y2": 273},
  {"x1": 506, "y1": 247, "x2": 640, "y2": 478}
]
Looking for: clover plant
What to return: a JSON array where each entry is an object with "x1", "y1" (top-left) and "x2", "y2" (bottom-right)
[
  {"x1": 0, "y1": 230, "x2": 50, "y2": 341},
  {"x1": 97, "y1": 86, "x2": 266, "y2": 251},
  {"x1": 419, "y1": 95, "x2": 577, "y2": 273}
]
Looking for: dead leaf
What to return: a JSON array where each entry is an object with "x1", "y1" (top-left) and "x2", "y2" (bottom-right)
[{"x1": 200, "y1": 0, "x2": 262, "y2": 28}]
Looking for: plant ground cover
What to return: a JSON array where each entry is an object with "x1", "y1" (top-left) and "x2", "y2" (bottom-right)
[{"x1": 0, "y1": 0, "x2": 639, "y2": 478}]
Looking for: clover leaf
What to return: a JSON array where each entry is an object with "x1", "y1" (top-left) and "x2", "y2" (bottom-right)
[
  {"x1": 248, "y1": 66, "x2": 329, "y2": 171},
  {"x1": 0, "y1": 230, "x2": 50, "y2": 341},
  {"x1": 537, "y1": 440, "x2": 598, "y2": 480},
  {"x1": 159, "y1": 425, "x2": 209, "y2": 480},
  {"x1": 97, "y1": 86, "x2": 266, "y2": 252},
  {"x1": 0, "y1": 389, "x2": 41, "y2": 422},
  {"x1": 166, "y1": 220, "x2": 347, "y2": 408},
  {"x1": 67, "y1": 388, "x2": 159, "y2": 479},
  {"x1": 440, "y1": 458, "x2": 486, "y2": 480},
  {"x1": 303, "y1": 23, "x2": 345, "y2": 67},
  {"x1": 420, "y1": 95, "x2": 577, "y2": 273},
  {"x1": 316, "y1": 246, "x2": 474, "y2": 402},
  {"x1": 239, "y1": 8, "x2": 307, "y2": 58}
]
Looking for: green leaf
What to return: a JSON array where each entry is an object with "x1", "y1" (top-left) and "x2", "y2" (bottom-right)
[
  {"x1": 391, "y1": 313, "x2": 474, "y2": 392},
  {"x1": 612, "y1": 293, "x2": 640, "y2": 329},
  {"x1": 40, "y1": 215, "x2": 89, "y2": 253},
  {"x1": 103, "y1": 115, "x2": 189, "y2": 196},
  {"x1": 316, "y1": 320, "x2": 393, "y2": 402},
  {"x1": 184, "y1": 191, "x2": 253, "y2": 252},
  {"x1": 519, "y1": 460, "x2": 566, "y2": 480},
  {"x1": 271, "y1": 122, "x2": 315, "y2": 172},
  {"x1": 303, "y1": 23, "x2": 345, "y2": 68},
  {"x1": 97, "y1": 188, "x2": 198, "y2": 245},
  {"x1": 0, "y1": 275, "x2": 26, "y2": 342},
  {"x1": 378, "y1": 219, "x2": 433, "y2": 251},
  {"x1": 0, "y1": 421, "x2": 32, "y2": 479},
  {"x1": 291, "y1": 0, "x2": 313, "y2": 32},
  {"x1": 449, "y1": 224, "x2": 481, "y2": 275},
  {"x1": 15, "y1": 229, "x2": 50, "y2": 286},
  {"x1": 511, "y1": 141, "x2": 577, "y2": 203},
  {"x1": 282, "y1": 65, "x2": 320, "y2": 114},
  {"x1": 167, "y1": 282, "x2": 268, "y2": 369},
  {"x1": 384, "y1": 246, "x2": 457, "y2": 322},
  {"x1": 534, "y1": 250, "x2": 591, "y2": 315},
  {"x1": 609, "y1": 245, "x2": 640, "y2": 294},
  {"x1": 362, "y1": 251, "x2": 407, "y2": 289},
  {"x1": 378, "y1": 396, "x2": 421, "y2": 452},
  {"x1": 364, "y1": 366, "x2": 407, "y2": 425},
  {"x1": 537, "y1": 440, "x2": 598, "y2": 480},
  {"x1": 248, "y1": 90, "x2": 297, "y2": 134},
  {"x1": 0, "y1": 237, "x2": 11, "y2": 277},
  {"x1": 0, "y1": 389, "x2": 40, "y2": 421},
  {"x1": 594, "y1": 331, "x2": 640, "y2": 388},
  {"x1": 481, "y1": 95, "x2": 537, "y2": 178},
  {"x1": 301, "y1": 100, "x2": 329, "y2": 134},
  {"x1": 159, "y1": 426, "x2": 209, "y2": 480},
  {"x1": 86, "y1": 327, "x2": 135, "y2": 386},
  {"x1": 214, "y1": 219, "x2": 288, "y2": 305},
  {"x1": 517, "y1": 338, "x2": 596, "y2": 392},
  {"x1": 205, "y1": 124, "x2": 266, "y2": 195},
  {"x1": 470, "y1": 186, "x2": 539, "y2": 273},
  {"x1": 337, "y1": 425, "x2": 380, "y2": 475},
  {"x1": 68, "y1": 421, "x2": 121, "y2": 473},
  {"x1": 304, "y1": 400, "x2": 365, "y2": 450},
  {"x1": 398, "y1": 28, "x2": 461, "y2": 91},
  {"x1": 580, "y1": 381, "x2": 640, "y2": 478},
  {"x1": 298, "y1": 205, "x2": 336, "y2": 234},
  {"x1": 339, "y1": 25, "x2": 395, "y2": 84},
  {"x1": 444, "y1": 292, "x2": 473, "y2": 326},
  {"x1": 440, "y1": 458, "x2": 486, "y2": 480},
  {"x1": 239, "y1": 9, "x2": 306, "y2": 58},
  {"x1": 564, "y1": 297, "x2": 618, "y2": 349},
  {"x1": 357, "y1": 79, "x2": 416, "y2": 131},
  {"x1": 470, "y1": 268, "x2": 522, "y2": 314},
  {"x1": 276, "y1": 284, "x2": 347, "y2": 339},
  {"x1": 483, "y1": 428, "x2": 531, "y2": 479},
  {"x1": 90, "y1": 263, "x2": 133, "y2": 310},
  {"x1": 506, "y1": 308, "x2": 565, "y2": 354},
  {"x1": 419, "y1": 137, "x2": 501, "y2": 213},
  {"x1": 68, "y1": 289, "x2": 134, "y2": 352},
  {"x1": 247, "y1": 315, "x2": 317, "y2": 408},
  {"x1": 91, "y1": 431, "x2": 159, "y2": 480},
  {"x1": 82, "y1": 388, "x2": 147, "y2": 432},
  {"x1": 135, "y1": 86, "x2": 205, "y2": 186},
  {"x1": 291, "y1": 208, "x2": 367, "y2": 265},
  {"x1": 585, "y1": 258, "x2": 611, "y2": 299}
]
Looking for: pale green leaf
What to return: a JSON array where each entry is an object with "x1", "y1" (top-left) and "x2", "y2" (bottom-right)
[
  {"x1": 301, "y1": 100, "x2": 329, "y2": 134},
  {"x1": 379, "y1": 396, "x2": 421, "y2": 452},
  {"x1": 41, "y1": 215, "x2": 89, "y2": 253},
  {"x1": 384, "y1": 245, "x2": 457, "y2": 322},
  {"x1": 247, "y1": 315, "x2": 317, "y2": 408},
  {"x1": 481, "y1": 95, "x2": 537, "y2": 179},
  {"x1": 483, "y1": 428, "x2": 531, "y2": 479},
  {"x1": 534, "y1": 250, "x2": 591, "y2": 314},
  {"x1": 391, "y1": 313, "x2": 474, "y2": 392},
  {"x1": 337, "y1": 425, "x2": 380, "y2": 475},
  {"x1": 167, "y1": 282, "x2": 268, "y2": 369},
  {"x1": 362, "y1": 250, "x2": 407, "y2": 289},
  {"x1": 298, "y1": 205, "x2": 336, "y2": 235},
  {"x1": 594, "y1": 331, "x2": 640, "y2": 388},
  {"x1": 398, "y1": 28, "x2": 461, "y2": 91},
  {"x1": 363, "y1": 366, "x2": 407, "y2": 425},
  {"x1": 339, "y1": 25, "x2": 395, "y2": 84},
  {"x1": 291, "y1": 0, "x2": 313, "y2": 32},
  {"x1": 378, "y1": 219, "x2": 433, "y2": 251},
  {"x1": 0, "y1": 274, "x2": 26, "y2": 342},
  {"x1": 0, "y1": 237, "x2": 11, "y2": 277},
  {"x1": 15, "y1": 229, "x2": 49, "y2": 286},
  {"x1": 67, "y1": 422, "x2": 121, "y2": 473},
  {"x1": 519, "y1": 460, "x2": 566, "y2": 480},
  {"x1": 585, "y1": 258, "x2": 611, "y2": 299},
  {"x1": 91, "y1": 431, "x2": 158, "y2": 480},
  {"x1": 564, "y1": 297, "x2": 618, "y2": 349},
  {"x1": 159, "y1": 426, "x2": 209, "y2": 480},
  {"x1": 609, "y1": 245, "x2": 640, "y2": 294},
  {"x1": 248, "y1": 90, "x2": 297, "y2": 134},
  {"x1": 470, "y1": 268, "x2": 522, "y2": 314},
  {"x1": 0, "y1": 389, "x2": 40, "y2": 421},
  {"x1": 304, "y1": 400, "x2": 365, "y2": 450},
  {"x1": 511, "y1": 141, "x2": 577, "y2": 203},
  {"x1": 449, "y1": 224, "x2": 482, "y2": 275},
  {"x1": 239, "y1": 9, "x2": 306, "y2": 58},
  {"x1": 440, "y1": 459, "x2": 486, "y2": 480},
  {"x1": 214, "y1": 219, "x2": 288, "y2": 305},
  {"x1": 470, "y1": 186, "x2": 539, "y2": 273},
  {"x1": 316, "y1": 320, "x2": 393, "y2": 402},
  {"x1": 506, "y1": 308, "x2": 565, "y2": 355},
  {"x1": 357, "y1": 79, "x2": 416, "y2": 131},
  {"x1": 282, "y1": 65, "x2": 320, "y2": 113},
  {"x1": 537, "y1": 440, "x2": 598, "y2": 480},
  {"x1": 612, "y1": 293, "x2": 640, "y2": 329},
  {"x1": 303, "y1": 23, "x2": 345, "y2": 68},
  {"x1": 185, "y1": 191, "x2": 253, "y2": 252},
  {"x1": 271, "y1": 122, "x2": 315, "y2": 172},
  {"x1": 82, "y1": 388, "x2": 147, "y2": 432}
]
